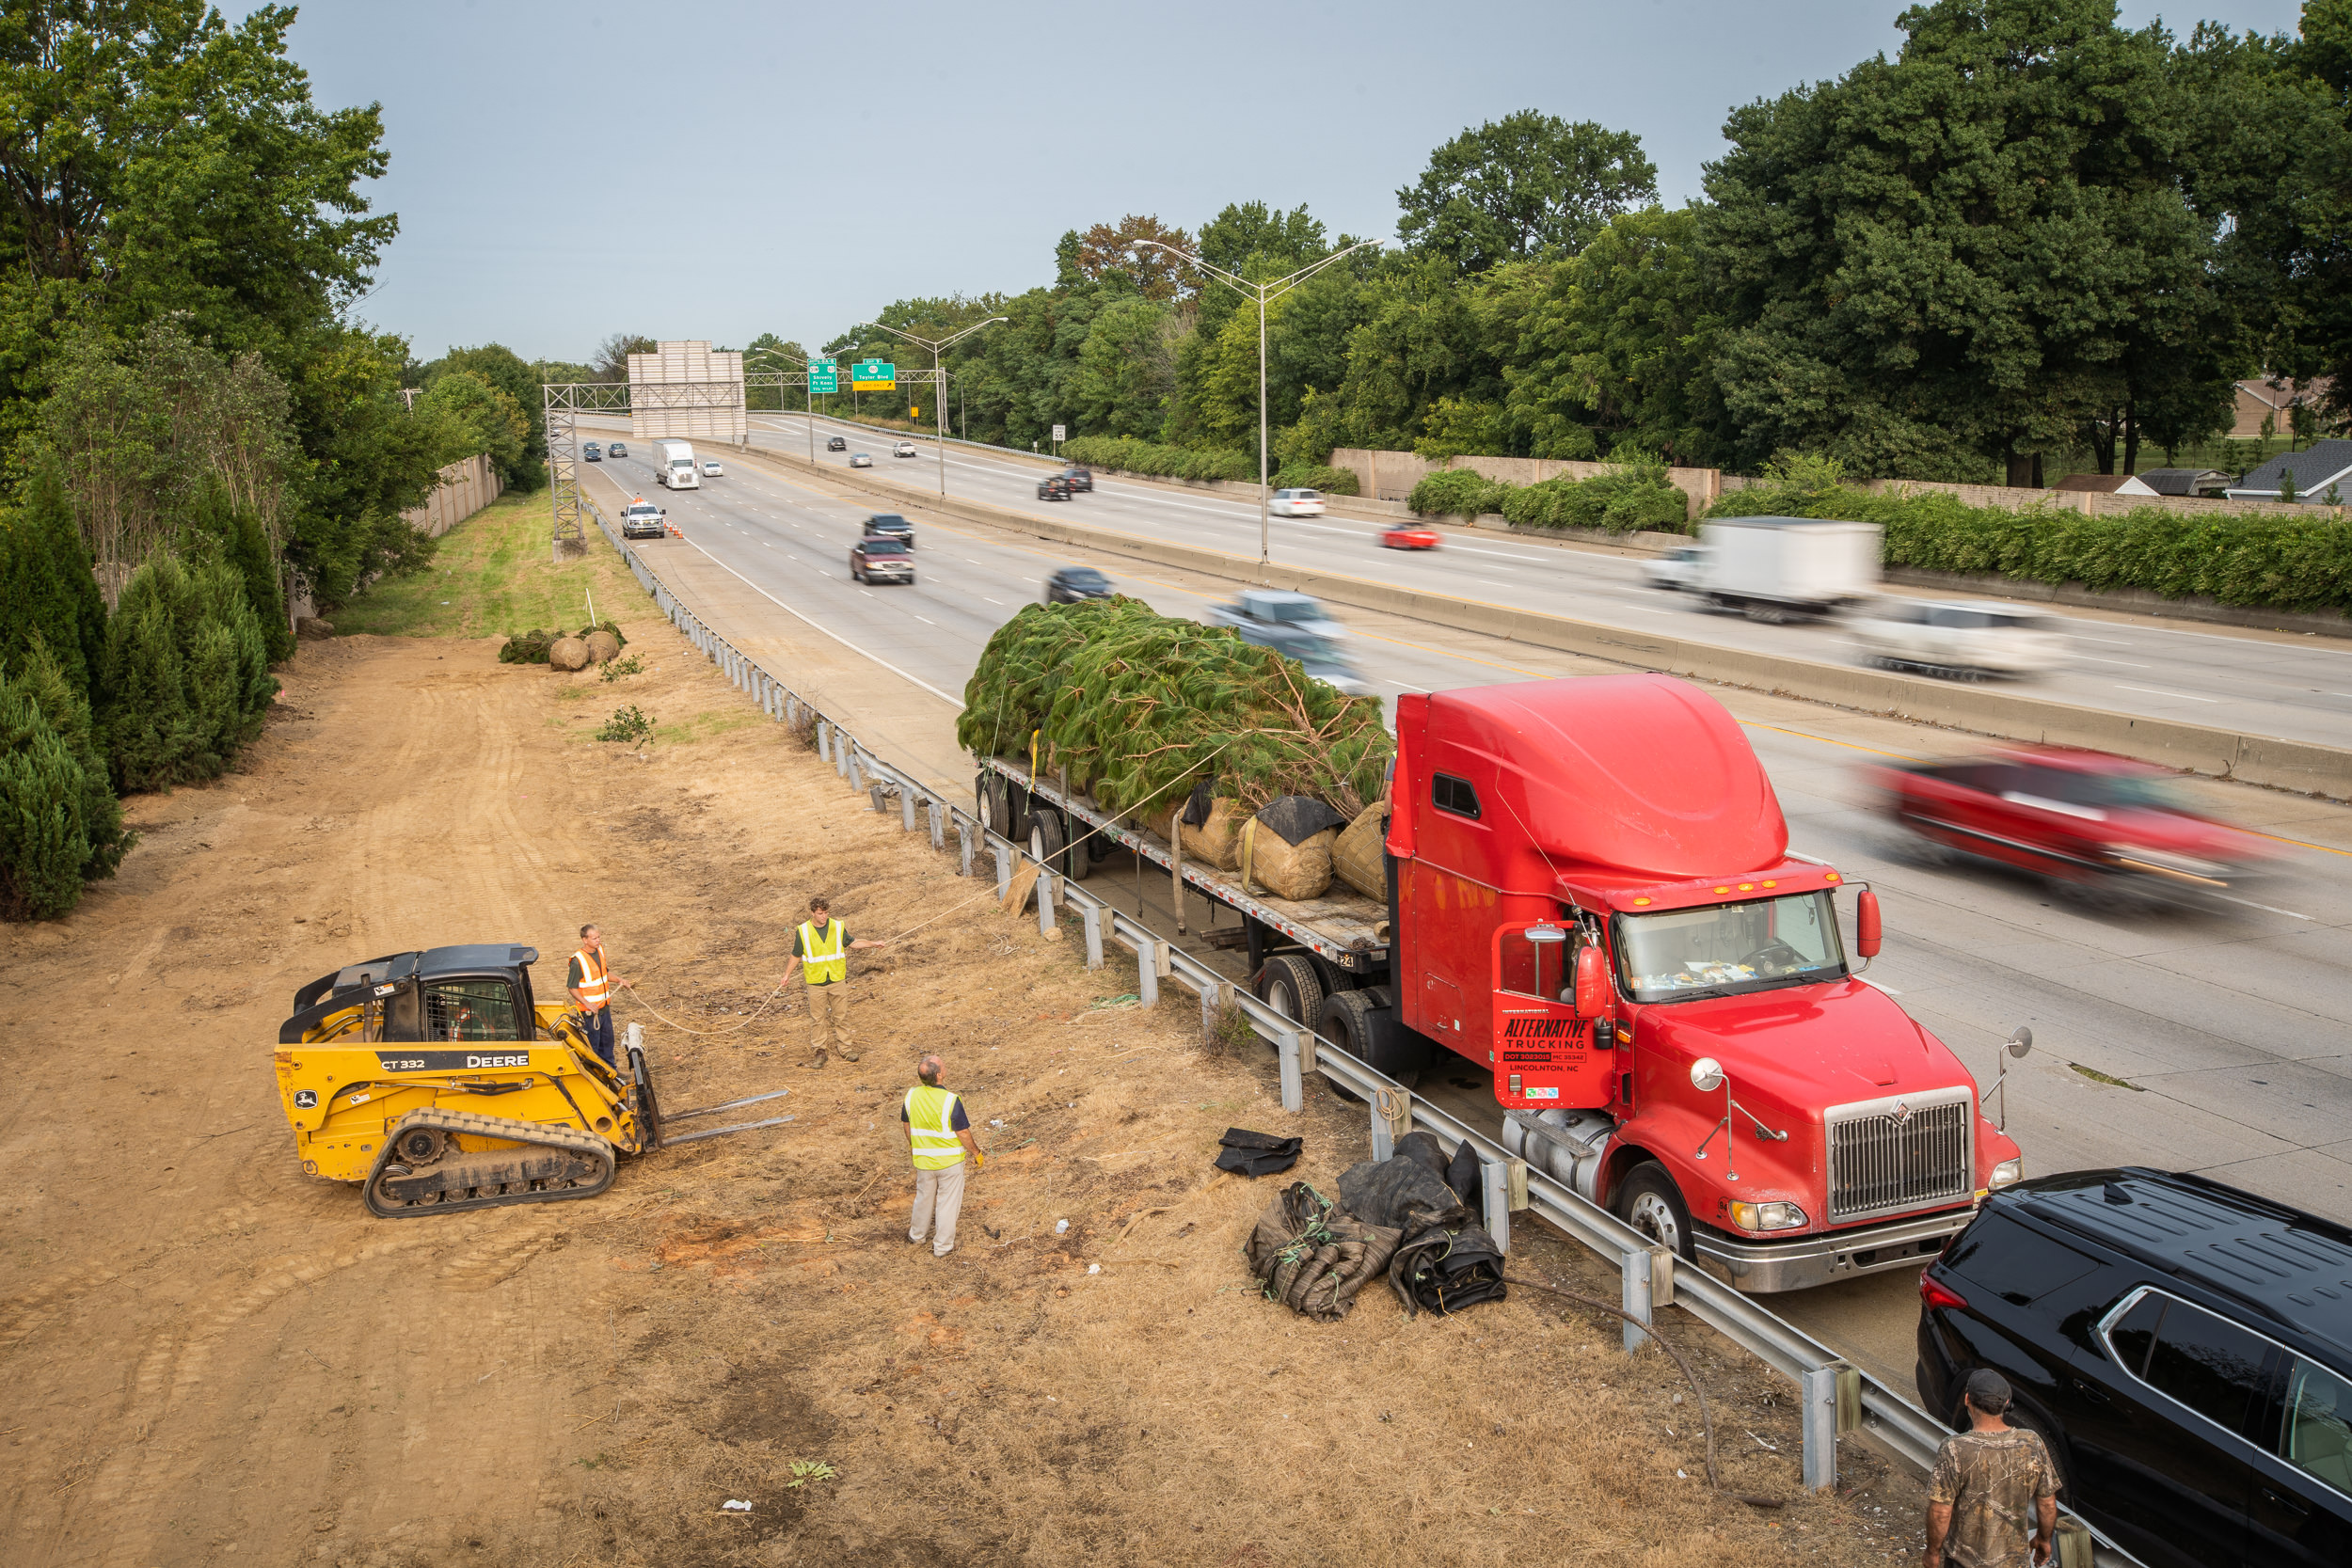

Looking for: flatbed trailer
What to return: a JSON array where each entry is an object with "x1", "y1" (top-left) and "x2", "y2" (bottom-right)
[{"x1": 976, "y1": 756, "x2": 1386, "y2": 985}]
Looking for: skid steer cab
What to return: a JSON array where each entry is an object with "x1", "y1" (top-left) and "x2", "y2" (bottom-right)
[{"x1": 274, "y1": 944, "x2": 664, "y2": 1218}]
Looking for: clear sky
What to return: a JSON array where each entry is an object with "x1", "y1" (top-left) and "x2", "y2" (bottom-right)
[{"x1": 279, "y1": 0, "x2": 2308, "y2": 366}]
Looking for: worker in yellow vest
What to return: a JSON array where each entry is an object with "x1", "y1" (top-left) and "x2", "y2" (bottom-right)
[
  {"x1": 567, "y1": 923, "x2": 631, "y2": 1069},
  {"x1": 901, "y1": 1053, "x2": 982, "y2": 1257},
  {"x1": 778, "y1": 894, "x2": 889, "y2": 1067}
]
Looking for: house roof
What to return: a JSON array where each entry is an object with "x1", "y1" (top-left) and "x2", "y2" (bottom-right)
[
  {"x1": 2135, "y1": 467, "x2": 2228, "y2": 497},
  {"x1": 2228, "y1": 439, "x2": 2352, "y2": 502},
  {"x1": 2054, "y1": 473, "x2": 2159, "y2": 495}
]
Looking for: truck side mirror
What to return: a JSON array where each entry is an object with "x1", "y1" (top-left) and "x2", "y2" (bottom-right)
[
  {"x1": 1573, "y1": 944, "x2": 1607, "y2": 1019},
  {"x1": 1855, "y1": 889, "x2": 1883, "y2": 959}
]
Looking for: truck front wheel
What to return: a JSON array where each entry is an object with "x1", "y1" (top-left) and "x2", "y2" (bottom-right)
[{"x1": 1613, "y1": 1162, "x2": 1696, "y2": 1261}]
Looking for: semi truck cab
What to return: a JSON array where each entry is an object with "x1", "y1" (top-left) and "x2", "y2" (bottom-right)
[{"x1": 1374, "y1": 673, "x2": 2021, "y2": 1291}]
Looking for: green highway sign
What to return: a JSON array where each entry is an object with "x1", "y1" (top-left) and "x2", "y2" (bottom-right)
[
  {"x1": 806, "y1": 359, "x2": 838, "y2": 394},
  {"x1": 851, "y1": 358, "x2": 896, "y2": 390}
]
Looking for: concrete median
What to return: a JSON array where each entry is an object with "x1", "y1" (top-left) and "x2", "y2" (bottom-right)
[{"x1": 727, "y1": 441, "x2": 2352, "y2": 800}]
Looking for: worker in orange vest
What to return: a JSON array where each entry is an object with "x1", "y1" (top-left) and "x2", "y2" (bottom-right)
[{"x1": 567, "y1": 923, "x2": 632, "y2": 1069}]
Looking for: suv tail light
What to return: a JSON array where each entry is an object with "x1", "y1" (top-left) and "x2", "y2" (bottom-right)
[{"x1": 1919, "y1": 1270, "x2": 1967, "y2": 1313}]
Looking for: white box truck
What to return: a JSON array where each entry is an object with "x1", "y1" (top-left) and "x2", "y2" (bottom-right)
[
  {"x1": 1694, "y1": 516, "x2": 1880, "y2": 623},
  {"x1": 654, "y1": 438, "x2": 699, "y2": 489}
]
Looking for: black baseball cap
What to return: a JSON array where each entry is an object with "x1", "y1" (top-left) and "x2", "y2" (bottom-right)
[{"x1": 1964, "y1": 1368, "x2": 2013, "y2": 1412}]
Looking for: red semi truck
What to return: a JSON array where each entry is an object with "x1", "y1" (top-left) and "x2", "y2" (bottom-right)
[{"x1": 978, "y1": 671, "x2": 2024, "y2": 1292}]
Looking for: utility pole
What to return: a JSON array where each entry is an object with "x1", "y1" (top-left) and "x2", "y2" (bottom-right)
[
  {"x1": 855, "y1": 316, "x2": 1009, "y2": 499},
  {"x1": 1135, "y1": 237, "x2": 1380, "y2": 578}
]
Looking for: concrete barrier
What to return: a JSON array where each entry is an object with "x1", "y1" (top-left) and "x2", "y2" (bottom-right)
[{"x1": 735, "y1": 443, "x2": 2352, "y2": 800}]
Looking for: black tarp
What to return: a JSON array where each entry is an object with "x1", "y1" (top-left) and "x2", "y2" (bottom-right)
[
  {"x1": 1254, "y1": 795, "x2": 1348, "y2": 847},
  {"x1": 1214, "y1": 1127, "x2": 1303, "y2": 1178}
]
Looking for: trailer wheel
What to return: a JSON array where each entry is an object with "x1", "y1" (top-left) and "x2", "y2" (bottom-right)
[
  {"x1": 1029, "y1": 812, "x2": 1066, "y2": 878},
  {"x1": 1318, "y1": 989, "x2": 1378, "y2": 1101},
  {"x1": 1612, "y1": 1162, "x2": 1696, "y2": 1260},
  {"x1": 1256, "y1": 954, "x2": 1325, "y2": 1036},
  {"x1": 1064, "y1": 816, "x2": 1095, "y2": 880}
]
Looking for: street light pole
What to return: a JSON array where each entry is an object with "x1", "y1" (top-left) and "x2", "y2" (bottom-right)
[
  {"x1": 855, "y1": 316, "x2": 1008, "y2": 499},
  {"x1": 1136, "y1": 238, "x2": 1380, "y2": 578}
]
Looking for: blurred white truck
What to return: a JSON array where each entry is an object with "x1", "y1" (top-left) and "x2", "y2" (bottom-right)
[
  {"x1": 654, "y1": 438, "x2": 700, "y2": 489},
  {"x1": 1694, "y1": 516, "x2": 1880, "y2": 623}
]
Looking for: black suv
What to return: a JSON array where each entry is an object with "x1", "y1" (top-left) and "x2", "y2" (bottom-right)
[
  {"x1": 1917, "y1": 1168, "x2": 2351, "y2": 1567},
  {"x1": 1061, "y1": 466, "x2": 1093, "y2": 493},
  {"x1": 864, "y1": 514, "x2": 914, "y2": 550},
  {"x1": 826, "y1": 435, "x2": 848, "y2": 451}
]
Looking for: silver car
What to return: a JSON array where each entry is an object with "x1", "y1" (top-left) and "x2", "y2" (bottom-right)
[
  {"x1": 700, "y1": 458, "x2": 723, "y2": 478},
  {"x1": 849, "y1": 452, "x2": 873, "y2": 468},
  {"x1": 893, "y1": 440, "x2": 918, "y2": 458},
  {"x1": 1851, "y1": 598, "x2": 2069, "y2": 678}
]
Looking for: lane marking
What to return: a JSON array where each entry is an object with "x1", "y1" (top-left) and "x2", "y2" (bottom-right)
[
  {"x1": 2076, "y1": 656, "x2": 2152, "y2": 667},
  {"x1": 2115, "y1": 683, "x2": 2219, "y2": 703},
  {"x1": 2215, "y1": 894, "x2": 2313, "y2": 920}
]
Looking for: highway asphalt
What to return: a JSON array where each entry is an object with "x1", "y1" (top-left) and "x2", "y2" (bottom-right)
[
  {"x1": 739, "y1": 410, "x2": 2352, "y2": 753},
  {"x1": 581, "y1": 438, "x2": 2352, "y2": 1388}
]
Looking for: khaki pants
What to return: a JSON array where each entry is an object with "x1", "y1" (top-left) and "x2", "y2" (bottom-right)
[
  {"x1": 910, "y1": 1159, "x2": 967, "y2": 1257},
  {"x1": 805, "y1": 980, "x2": 856, "y2": 1060}
]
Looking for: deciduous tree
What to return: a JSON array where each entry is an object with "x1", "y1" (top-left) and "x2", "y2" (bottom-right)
[{"x1": 1398, "y1": 111, "x2": 1657, "y2": 273}]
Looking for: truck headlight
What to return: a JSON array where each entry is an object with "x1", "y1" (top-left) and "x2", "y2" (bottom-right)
[
  {"x1": 1989, "y1": 1158, "x2": 2023, "y2": 1190},
  {"x1": 1727, "y1": 1200, "x2": 1808, "y2": 1232}
]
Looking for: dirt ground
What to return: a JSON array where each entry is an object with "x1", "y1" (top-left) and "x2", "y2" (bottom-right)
[{"x1": 0, "y1": 588, "x2": 1931, "y2": 1565}]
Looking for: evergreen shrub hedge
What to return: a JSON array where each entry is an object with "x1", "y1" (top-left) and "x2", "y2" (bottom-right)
[{"x1": 1708, "y1": 480, "x2": 2352, "y2": 614}]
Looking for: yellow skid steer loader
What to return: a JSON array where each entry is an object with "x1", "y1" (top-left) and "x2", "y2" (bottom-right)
[{"x1": 275, "y1": 944, "x2": 787, "y2": 1218}]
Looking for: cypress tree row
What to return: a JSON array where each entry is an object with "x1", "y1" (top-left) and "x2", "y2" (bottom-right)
[
  {"x1": 0, "y1": 656, "x2": 99, "y2": 921},
  {"x1": 0, "y1": 465, "x2": 109, "y2": 705},
  {"x1": 102, "y1": 554, "x2": 279, "y2": 792}
]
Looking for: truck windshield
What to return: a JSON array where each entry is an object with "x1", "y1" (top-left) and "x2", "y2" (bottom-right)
[{"x1": 1613, "y1": 891, "x2": 1848, "y2": 1003}]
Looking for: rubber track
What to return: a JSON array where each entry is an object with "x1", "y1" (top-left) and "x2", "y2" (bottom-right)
[{"x1": 364, "y1": 1107, "x2": 616, "y2": 1219}]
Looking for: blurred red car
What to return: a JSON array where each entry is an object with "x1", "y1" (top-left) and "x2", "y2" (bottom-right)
[
  {"x1": 1867, "y1": 747, "x2": 2280, "y2": 904},
  {"x1": 1381, "y1": 524, "x2": 1441, "y2": 549}
]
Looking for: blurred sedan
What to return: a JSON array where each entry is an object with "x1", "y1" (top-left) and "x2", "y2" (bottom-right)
[
  {"x1": 1867, "y1": 747, "x2": 2281, "y2": 905},
  {"x1": 1851, "y1": 598, "x2": 2068, "y2": 679},
  {"x1": 1380, "y1": 524, "x2": 1441, "y2": 549},
  {"x1": 1044, "y1": 565, "x2": 1113, "y2": 604},
  {"x1": 1268, "y1": 488, "x2": 1325, "y2": 517},
  {"x1": 849, "y1": 451, "x2": 873, "y2": 468}
]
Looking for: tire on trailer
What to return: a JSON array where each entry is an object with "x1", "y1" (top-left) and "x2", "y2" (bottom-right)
[
  {"x1": 1063, "y1": 814, "x2": 1095, "y2": 880},
  {"x1": 1612, "y1": 1160, "x2": 1696, "y2": 1261},
  {"x1": 1256, "y1": 954, "x2": 1325, "y2": 1036},
  {"x1": 1029, "y1": 812, "x2": 1066, "y2": 879},
  {"x1": 1316, "y1": 989, "x2": 1379, "y2": 1102}
]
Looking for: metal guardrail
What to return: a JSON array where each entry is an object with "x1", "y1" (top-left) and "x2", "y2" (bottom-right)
[{"x1": 583, "y1": 495, "x2": 2136, "y2": 1561}]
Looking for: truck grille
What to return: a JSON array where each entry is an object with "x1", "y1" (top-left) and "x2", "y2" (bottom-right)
[{"x1": 1824, "y1": 1087, "x2": 1974, "y2": 1224}]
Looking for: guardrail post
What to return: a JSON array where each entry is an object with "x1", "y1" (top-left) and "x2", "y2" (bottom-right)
[
  {"x1": 1802, "y1": 1368, "x2": 1838, "y2": 1492},
  {"x1": 900, "y1": 788, "x2": 916, "y2": 832},
  {"x1": 1481, "y1": 1157, "x2": 1511, "y2": 1254},
  {"x1": 1276, "y1": 1025, "x2": 1302, "y2": 1113},
  {"x1": 846, "y1": 748, "x2": 861, "y2": 788},
  {"x1": 868, "y1": 784, "x2": 887, "y2": 813},
  {"x1": 786, "y1": 694, "x2": 799, "y2": 726},
  {"x1": 1371, "y1": 1086, "x2": 1409, "y2": 1164},
  {"x1": 1621, "y1": 1245, "x2": 1653, "y2": 1355},
  {"x1": 1199, "y1": 978, "x2": 1220, "y2": 1042},
  {"x1": 816, "y1": 721, "x2": 831, "y2": 765},
  {"x1": 1135, "y1": 937, "x2": 1158, "y2": 1006},
  {"x1": 994, "y1": 836, "x2": 1011, "y2": 900},
  {"x1": 1037, "y1": 870, "x2": 1057, "y2": 935},
  {"x1": 927, "y1": 799, "x2": 945, "y2": 849},
  {"x1": 1081, "y1": 904, "x2": 1103, "y2": 970},
  {"x1": 957, "y1": 820, "x2": 975, "y2": 878}
]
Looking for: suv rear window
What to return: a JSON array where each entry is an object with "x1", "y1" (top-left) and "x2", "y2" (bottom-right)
[
  {"x1": 862, "y1": 540, "x2": 906, "y2": 556},
  {"x1": 1943, "y1": 1215, "x2": 2104, "y2": 1307}
]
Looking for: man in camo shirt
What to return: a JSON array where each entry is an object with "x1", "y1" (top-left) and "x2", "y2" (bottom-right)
[{"x1": 1926, "y1": 1369, "x2": 2059, "y2": 1568}]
